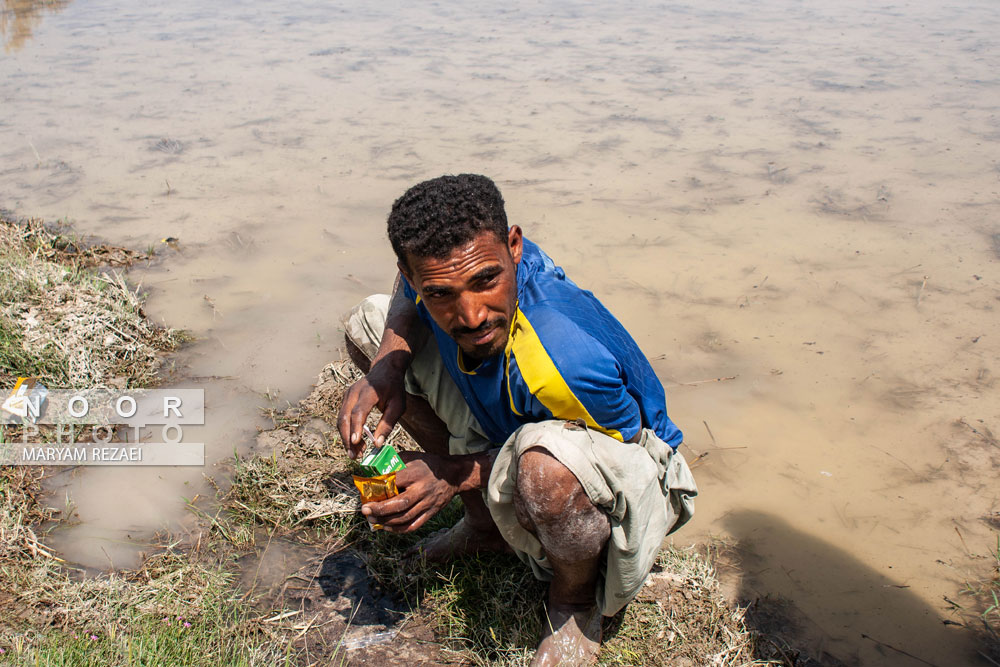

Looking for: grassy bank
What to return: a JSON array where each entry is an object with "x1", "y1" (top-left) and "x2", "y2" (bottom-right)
[
  {"x1": 221, "y1": 359, "x2": 776, "y2": 666},
  {"x1": 0, "y1": 213, "x2": 291, "y2": 665},
  {"x1": 0, "y1": 467, "x2": 293, "y2": 666},
  {"x1": 0, "y1": 213, "x2": 185, "y2": 388}
]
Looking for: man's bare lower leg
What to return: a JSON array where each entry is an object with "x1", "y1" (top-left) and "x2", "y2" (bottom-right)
[{"x1": 514, "y1": 447, "x2": 610, "y2": 666}]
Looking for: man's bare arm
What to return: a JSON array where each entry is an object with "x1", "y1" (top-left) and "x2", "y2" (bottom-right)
[
  {"x1": 371, "y1": 274, "x2": 425, "y2": 373},
  {"x1": 338, "y1": 274, "x2": 428, "y2": 457}
]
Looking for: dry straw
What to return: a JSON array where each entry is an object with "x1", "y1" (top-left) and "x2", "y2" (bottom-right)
[{"x1": 0, "y1": 213, "x2": 185, "y2": 389}]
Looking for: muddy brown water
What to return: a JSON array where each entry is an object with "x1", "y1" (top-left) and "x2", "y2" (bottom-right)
[{"x1": 3, "y1": 0, "x2": 1000, "y2": 664}]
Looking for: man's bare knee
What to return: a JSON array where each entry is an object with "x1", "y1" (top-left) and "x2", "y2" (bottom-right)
[
  {"x1": 514, "y1": 446, "x2": 610, "y2": 559},
  {"x1": 517, "y1": 448, "x2": 579, "y2": 516}
]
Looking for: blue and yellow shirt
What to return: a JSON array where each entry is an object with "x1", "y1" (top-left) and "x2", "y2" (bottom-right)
[{"x1": 402, "y1": 238, "x2": 683, "y2": 448}]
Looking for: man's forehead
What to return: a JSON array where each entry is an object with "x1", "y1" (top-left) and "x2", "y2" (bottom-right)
[{"x1": 408, "y1": 233, "x2": 509, "y2": 283}]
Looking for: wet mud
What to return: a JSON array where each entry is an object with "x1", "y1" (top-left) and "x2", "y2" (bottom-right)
[{"x1": 237, "y1": 539, "x2": 445, "y2": 665}]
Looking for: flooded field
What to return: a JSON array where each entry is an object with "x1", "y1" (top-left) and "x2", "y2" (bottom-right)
[{"x1": 2, "y1": 0, "x2": 999, "y2": 664}]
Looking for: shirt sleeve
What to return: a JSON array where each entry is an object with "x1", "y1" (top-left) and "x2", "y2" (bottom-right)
[{"x1": 508, "y1": 306, "x2": 643, "y2": 442}]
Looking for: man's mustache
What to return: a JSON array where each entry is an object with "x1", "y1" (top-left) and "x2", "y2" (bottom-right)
[{"x1": 451, "y1": 317, "x2": 507, "y2": 339}]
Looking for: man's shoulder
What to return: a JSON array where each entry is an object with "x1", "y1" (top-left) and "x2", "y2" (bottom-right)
[
  {"x1": 515, "y1": 251, "x2": 647, "y2": 380},
  {"x1": 517, "y1": 239, "x2": 593, "y2": 314},
  {"x1": 518, "y1": 237, "x2": 566, "y2": 286},
  {"x1": 515, "y1": 299, "x2": 562, "y2": 333},
  {"x1": 513, "y1": 302, "x2": 613, "y2": 373},
  {"x1": 516, "y1": 300, "x2": 584, "y2": 335},
  {"x1": 516, "y1": 266, "x2": 611, "y2": 348}
]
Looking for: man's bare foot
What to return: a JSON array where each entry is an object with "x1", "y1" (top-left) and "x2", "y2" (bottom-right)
[
  {"x1": 530, "y1": 604, "x2": 602, "y2": 667},
  {"x1": 408, "y1": 517, "x2": 513, "y2": 562}
]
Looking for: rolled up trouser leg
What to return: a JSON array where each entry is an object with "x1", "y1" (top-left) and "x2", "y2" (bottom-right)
[{"x1": 488, "y1": 420, "x2": 698, "y2": 617}]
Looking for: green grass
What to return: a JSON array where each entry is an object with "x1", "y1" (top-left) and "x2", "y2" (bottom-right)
[
  {"x1": 352, "y1": 502, "x2": 544, "y2": 665},
  {"x1": 225, "y1": 420, "x2": 547, "y2": 664},
  {"x1": 0, "y1": 315, "x2": 64, "y2": 385},
  {"x1": 0, "y1": 220, "x2": 78, "y2": 385},
  {"x1": 225, "y1": 429, "x2": 547, "y2": 662},
  {"x1": 598, "y1": 548, "x2": 756, "y2": 666},
  {"x1": 225, "y1": 438, "x2": 359, "y2": 546},
  {"x1": 6, "y1": 562, "x2": 295, "y2": 667},
  {"x1": 0, "y1": 449, "x2": 298, "y2": 667}
]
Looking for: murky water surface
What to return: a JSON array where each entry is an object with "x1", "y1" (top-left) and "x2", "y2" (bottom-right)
[{"x1": 3, "y1": 0, "x2": 1000, "y2": 663}]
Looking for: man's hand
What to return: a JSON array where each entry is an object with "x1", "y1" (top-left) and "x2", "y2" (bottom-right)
[
  {"x1": 361, "y1": 452, "x2": 459, "y2": 533},
  {"x1": 339, "y1": 274, "x2": 427, "y2": 458},
  {"x1": 337, "y1": 359, "x2": 407, "y2": 459}
]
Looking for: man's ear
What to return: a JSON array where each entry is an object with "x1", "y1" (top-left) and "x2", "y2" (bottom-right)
[
  {"x1": 508, "y1": 225, "x2": 523, "y2": 265},
  {"x1": 397, "y1": 260, "x2": 418, "y2": 293}
]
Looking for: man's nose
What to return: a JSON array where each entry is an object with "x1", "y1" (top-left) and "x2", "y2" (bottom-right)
[{"x1": 455, "y1": 292, "x2": 488, "y2": 330}]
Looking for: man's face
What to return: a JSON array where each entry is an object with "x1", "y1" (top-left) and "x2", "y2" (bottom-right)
[{"x1": 401, "y1": 226, "x2": 523, "y2": 360}]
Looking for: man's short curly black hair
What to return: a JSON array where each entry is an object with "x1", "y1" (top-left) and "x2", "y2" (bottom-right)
[{"x1": 387, "y1": 174, "x2": 508, "y2": 268}]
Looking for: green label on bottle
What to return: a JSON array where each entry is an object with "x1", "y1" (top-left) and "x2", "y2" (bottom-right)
[{"x1": 359, "y1": 444, "x2": 406, "y2": 477}]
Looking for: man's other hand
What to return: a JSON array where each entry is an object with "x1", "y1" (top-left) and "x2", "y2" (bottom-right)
[
  {"x1": 337, "y1": 359, "x2": 407, "y2": 459},
  {"x1": 361, "y1": 452, "x2": 458, "y2": 532}
]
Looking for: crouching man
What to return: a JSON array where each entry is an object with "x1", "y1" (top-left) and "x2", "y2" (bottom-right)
[{"x1": 337, "y1": 174, "x2": 697, "y2": 666}]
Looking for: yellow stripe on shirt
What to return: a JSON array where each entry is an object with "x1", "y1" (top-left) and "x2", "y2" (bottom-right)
[
  {"x1": 504, "y1": 311, "x2": 523, "y2": 416},
  {"x1": 505, "y1": 307, "x2": 624, "y2": 441}
]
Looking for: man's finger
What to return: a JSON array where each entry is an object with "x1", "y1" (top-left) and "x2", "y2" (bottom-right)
[
  {"x1": 407, "y1": 510, "x2": 433, "y2": 532},
  {"x1": 372, "y1": 422, "x2": 392, "y2": 446},
  {"x1": 337, "y1": 378, "x2": 374, "y2": 459},
  {"x1": 377, "y1": 495, "x2": 435, "y2": 529},
  {"x1": 366, "y1": 492, "x2": 413, "y2": 517},
  {"x1": 346, "y1": 399, "x2": 375, "y2": 458},
  {"x1": 343, "y1": 411, "x2": 362, "y2": 458},
  {"x1": 337, "y1": 387, "x2": 359, "y2": 456},
  {"x1": 364, "y1": 494, "x2": 433, "y2": 531},
  {"x1": 383, "y1": 508, "x2": 433, "y2": 533},
  {"x1": 373, "y1": 397, "x2": 404, "y2": 445}
]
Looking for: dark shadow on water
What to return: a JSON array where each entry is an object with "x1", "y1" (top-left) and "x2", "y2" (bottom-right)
[{"x1": 721, "y1": 510, "x2": 982, "y2": 667}]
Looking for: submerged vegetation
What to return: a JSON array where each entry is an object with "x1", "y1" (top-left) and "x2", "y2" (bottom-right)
[{"x1": 960, "y1": 533, "x2": 1000, "y2": 665}]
